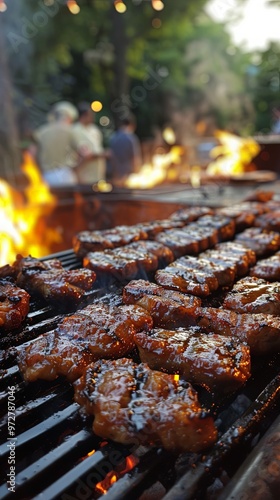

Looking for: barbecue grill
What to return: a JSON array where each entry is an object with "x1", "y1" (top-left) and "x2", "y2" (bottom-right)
[{"x1": 1, "y1": 245, "x2": 280, "y2": 500}]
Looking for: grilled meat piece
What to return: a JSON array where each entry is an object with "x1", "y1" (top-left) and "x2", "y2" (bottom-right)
[
  {"x1": 200, "y1": 243, "x2": 256, "y2": 278},
  {"x1": 134, "y1": 328, "x2": 251, "y2": 392},
  {"x1": 181, "y1": 224, "x2": 219, "y2": 251},
  {"x1": 0, "y1": 255, "x2": 96, "y2": 306},
  {"x1": 73, "y1": 226, "x2": 148, "y2": 258},
  {"x1": 0, "y1": 280, "x2": 30, "y2": 330},
  {"x1": 17, "y1": 303, "x2": 152, "y2": 382},
  {"x1": 169, "y1": 206, "x2": 214, "y2": 223},
  {"x1": 155, "y1": 265, "x2": 218, "y2": 297},
  {"x1": 134, "y1": 219, "x2": 184, "y2": 238},
  {"x1": 250, "y1": 252, "x2": 280, "y2": 281},
  {"x1": 174, "y1": 255, "x2": 235, "y2": 287},
  {"x1": 73, "y1": 358, "x2": 218, "y2": 453},
  {"x1": 197, "y1": 307, "x2": 280, "y2": 355},
  {"x1": 123, "y1": 280, "x2": 201, "y2": 328},
  {"x1": 195, "y1": 215, "x2": 236, "y2": 242},
  {"x1": 127, "y1": 240, "x2": 174, "y2": 267},
  {"x1": 235, "y1": 228, "x2": 280, "y2": 257},
  {"x1": 217, "y1": 202, "x2": 270, "y2": 232},
  {"x1": 223, "y1": 276, "x2": 280, "y2": 315},
  {"x1": 84, "y1": 244, "x2": 158, "y2": 282},
  {"x1": 155, "y1": 229, "x2": 200, "y2": 258},
  {"x1": 254, "y1": 210, "x2": 280, "y2": 232}
]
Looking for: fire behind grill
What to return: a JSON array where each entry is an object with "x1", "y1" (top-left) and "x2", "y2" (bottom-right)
[{"x1": 0, "y1": 250, "x2": 280, "y2": 500}]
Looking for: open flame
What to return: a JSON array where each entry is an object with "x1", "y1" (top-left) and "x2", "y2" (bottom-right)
[
  {"x1": 125, "y1": 145, "x2": 185, "y2": 189},
  {"x1": 206, "y1": 130, "x2": 260, "y2": 177},
  {"x1": 95, "y1": 454, "x2": 139, "y2": 495},
  {"x1": 0, "y1": 151, "x2": 61, "y2": 265}
]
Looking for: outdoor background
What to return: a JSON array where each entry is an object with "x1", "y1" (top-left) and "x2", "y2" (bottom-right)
[{"x1": 1, "y1": 0, "x2": 280, "y2": 181}]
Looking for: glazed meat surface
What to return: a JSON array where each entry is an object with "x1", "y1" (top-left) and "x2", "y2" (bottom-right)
[
  {"x1": 127, "y1": 240, "x2": 174, "y2": 267},
  {"x1": 254, "y1": 210, "x2": 280, "y2": 232},
  {"x1": 134, "y1": 219, "x2": 184, "y2": 238},
  {"x1": 174, "y1": 256, "x2": 235, "y2": 287},
  {"x1": 1, "y1": 255, "x2": 96, "y2": 306},
  {"x1": 73, "y1": 226, "x2": 148, "y2": 258},
  {"x1": 155, "y1": 266, "x2": 218, "y2": 297},
  {"x1": 73, "y1": 358, "x2": 218, "y2": 453},
  {"x1": 250, "y1": 252, "x2": 280, "y2": 281},
  {"x1": 169, "y1": 206, "x2": 214, "y2": 223},
  {"x1": 223, "y1": 276, "x2": 280, "y2": 315},
  {"x1": 0, "y1": 280, "x2": 30, "y2": 330},
  {"x1": 197, "y1": 307, "x2": 280, "y2": 355},
  {"x1": 123, "y1": 280, "x2": 201, "y2": 328},
  {"x1": 17, "y1": 303, "x2": 153, "y2": 382},
  {"x1": 195, "y1": 215, "x2": 236, "y2": 242},
  {"x1": 134, "y1": 328, "x2": 251, "y2": 392},
  {"x1": 200, "y1": 242, "x2": 256, "y2": 278},
  {"x1": 154, "y1": 229, "x2": 200, "y2": 258},
  {"x1": 235, "y1": 228, "x2": 280, "y2": 257}
]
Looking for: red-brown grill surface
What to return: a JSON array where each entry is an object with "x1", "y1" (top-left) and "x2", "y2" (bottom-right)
[{"x1": 1, "y1": 241, "x2": 280, "y2": 499}]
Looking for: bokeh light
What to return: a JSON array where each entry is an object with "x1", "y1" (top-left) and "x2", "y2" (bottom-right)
[
  {"x1": 91, "y1": 101, "x2": 103, "y2": 112},
  {"x1": 67, "y1": 1, "x2": 80, "y2": 15},
  {"x1": 114, "y1": 1, "x2": 127, "y2": 14}
]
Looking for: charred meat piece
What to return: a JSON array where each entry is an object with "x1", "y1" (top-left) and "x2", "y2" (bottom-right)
[
  {"x1": 0, "y1": 255, "x2": 96, "y2": 306},
  {"x1": 195, "y1": 215, "x2": 236, "y2": 242},
  {"x1": 134, "y1": 219, "x2": 184, "y2": 238},
  {"x1": 180, "y1": 224, "x2": 219, "y2": 251},
  {"x1": 250, "y1": 252, "x2": 280, "y2": 281},
  {"x1": 197, "y1": 307, "x2": 280, "y2": 355},
  {"x1": 200, "y1": 244, "x2": 255, "y2": 278},
  {"x1": 217, "y1": 202, "x2": 270, "y2": 232},
  {"x1": 17, "y1": 331, "x2": 94, "y2": 382},
  {"x1": 73, "y1": 358, "x2": 218, "y2": 453},
  {"x1": 154, "y1": 229, "x2": 200, "y2": 258},
  {"x1": 134, "y1": 328, "x2": 251, "y2": 392},
  {"x1": 0, "y1": 280, "x2": 30, "y2": 330},
  {"x1": 73, "y1": 226, "x2": 148, "y2": 258},
  {"x1": 214, "y1": 242, "x2": 257, "y2": 267},
  {"x1": 123, "y1": 280, "x2": 201, "y2": 328},
  {"x1": 223, "y1": 276, "x2": 280, "y2": 315},
  {"x1": 17, "y1": 303, "x2": 152, "y2": 382},
  {"x1": 254, "y1": 210, "x2": 280, "y2": 232},
  {"x1": 155, "y1": 266, "x2": 218, "y2": 297},
  {"x1": 84, "y1": 252, "x2": 139, "y2": 281},
  {"x1": 84, "y1": 244, "x2": 158, "y2": 282},
  {"x1": 17, "y1": 267, "x2": 96, "y2": 306},
  {"x1": 174, "y1": 256, "x2": 235, "y2": 287},
  {"x1": 0, "y1": 254, "x2": 63, "y2": 280},
  {"x1": 127, "y1": 240, "x2": 174, "y2": 267},
  {"x1": 169, "y1": 206, "x2": 214, "y2": 223},
  {"x1": 235, "y1": 228, "x2": 280, "y2": 257}
]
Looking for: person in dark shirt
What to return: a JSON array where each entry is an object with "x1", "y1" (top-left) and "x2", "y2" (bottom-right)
[{"x1": 108, "y1": 114, "x2": 142, "y2": 186}]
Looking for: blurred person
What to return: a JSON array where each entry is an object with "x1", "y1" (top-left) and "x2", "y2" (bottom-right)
[
  {"x1": 108, "y1": 114, "x2": 142, "y2": 186},
  {"x1": 73, "y1": 102, "x2": 109, "y2": 184},
  {"x1": 33, "y1": 101, "x2": 89, "y2": 186}
]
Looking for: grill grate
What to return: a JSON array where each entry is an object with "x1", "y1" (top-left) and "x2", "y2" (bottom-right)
[{"x1": 1, "y1": 250, "x2": 280, "y2": 499}]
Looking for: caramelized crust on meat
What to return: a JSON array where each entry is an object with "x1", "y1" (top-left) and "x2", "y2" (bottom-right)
[
  {"x1": 235, "y1": 228, "x2": 280, "y2": 257},
  {"x1": 254, "y1": 210, "x2": 280, "y2": 232},
  {"x1": 200, "y1": 242, "x2": 256, "y2": 278},
  {"x1": 0, "y1": 280, "x2": 30, "y2": 330},
  {"x1": 155, "y1": 266, "x2": 218, "y2": 297},
  {"x1": 169, "y1": 206, "x2": 214, "y2": 223},
  {"x1": 123, "y1": 280, "x2": 201, "y2": 328},
  {"x1": 195, "y1": 215, "x2": 236, "y2": 241},
  {"x1": 127, "y1": 240, "x2": 174, "y2": 267},
  {"x1": 0, "y1": 255, "x2": 96, "y2": 306},
  {"x1": 174, "y1": 256, "x2": 235, "y2": 287},
  {"x1": 155, "y1": 229, "x2": 200, "y2": 258},
  {"x1": 83, "y1": 244, "x2": 158, "y2": 282},
  {"x1": 197, "y1": 307, "x2": 280, "y2": 355},
  {"x1": 223, "y1": 276, "x2": 280, "y2": 315},
  {"x1": 73, "y1": 226, "x2": 148, "y2": 258},
  {"x1": 17, "y1": 303, "x2": 153, "y2": 382},
  {"x1": 134, "y1": 328, "x2": 251, "y2": 392},
  {"x1": 73, "y1": 358, "x2": 218, "y2": 453},
  {"x1": 250, "y1": 252, "x2": 280, "y2": 281},
  {"x1": 134, "y1": 219, "x2": 184, "y2": 238}
]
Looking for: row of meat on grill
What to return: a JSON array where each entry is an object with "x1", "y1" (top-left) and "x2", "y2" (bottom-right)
[{"x1": 2, "y1": 197, "x2": 280, "y2": 454}]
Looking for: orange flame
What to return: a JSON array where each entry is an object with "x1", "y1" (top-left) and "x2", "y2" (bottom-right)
[
  {"x1": 95, "y1": 454, "x2": 139, "y2": 495},
  {"x1": 0, "y1": 151, "x2": 61, "y2": 265}
]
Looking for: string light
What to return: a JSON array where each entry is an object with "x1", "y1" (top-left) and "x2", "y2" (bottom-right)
[
  {"x1": 0, "y1": 0, "x2": 7, "y2": 13},
  {"x1": 67, "y1": 0, "x2": 80, "y2": 15},
  {"x1": 114, "y1": 0, "x2": 127, "y2": 14},
  {"x1": 152, "y1": 0, "x2": 164, "y2": 11},
  {"x1": 91, "y1": 101, "x2": 103, "y2": 112}
]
